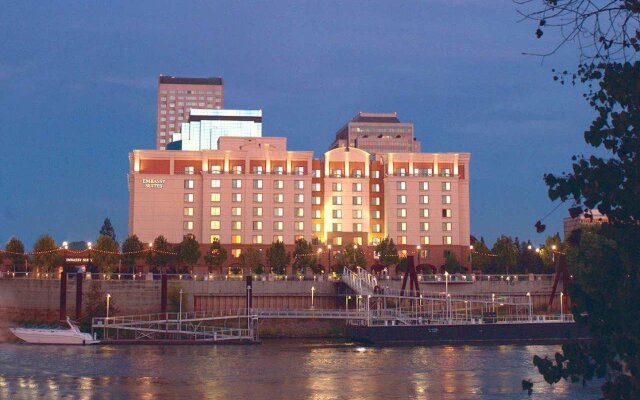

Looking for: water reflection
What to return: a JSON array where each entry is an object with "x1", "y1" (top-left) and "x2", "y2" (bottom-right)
[{"x1": 0, "y1": 341, "x2": 599, "y2": 399}]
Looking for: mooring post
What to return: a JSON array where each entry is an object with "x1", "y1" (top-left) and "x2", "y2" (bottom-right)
[
  {"x1": 75, "y1": 272, "x2": 83, "y2": 320},
  {"x1": 161, "y1": 273, "x2": 168, "y2": 314},
  {"x1": 59, "y1": 271, "x2": 67, "y2": 322},
  {"x1": 246, "y1": 275, "x2": 253, "y2": 337}
]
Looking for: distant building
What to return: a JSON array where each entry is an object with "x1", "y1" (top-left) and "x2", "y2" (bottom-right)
[
  {"x1": 330, "y1": 112, "x2": 421, "y2": 155},
  {"x1": 156, "y1": 75, "x2": 224, "y2": 150},
  {"x1": 563, "y1": 209, "x2": 608, "y2": 239},
  {"x1": 169, "y1": 109, "x2": 262, "y2": 151}
]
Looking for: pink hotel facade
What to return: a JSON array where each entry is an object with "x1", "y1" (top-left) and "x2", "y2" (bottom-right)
[{"x1": 129, "y1": 136, "x2": 471, "y2": 271}]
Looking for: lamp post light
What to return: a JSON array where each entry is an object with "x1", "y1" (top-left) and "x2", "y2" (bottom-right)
[
  {"x1": 552, "y1": 244, "x2": 557, "y2": 262},
  {"x1": 179, "y1": 288, "x2": 183, "y2": 332},
  {"x1": 311, "y1": 286, "x2": 315, "y2": 309},
  {"x1": 352, "y1": 244, "x2": 358, "y2": 267},
  {"x1": 527, "y1": 292, "x2": 532, "y2": 322},
  {"x1": 416, "y1": 245, "x2": 421, "y2": 264},
  {"x1": 491, "y1": 293, "x2": 495, "y2": 313},
  {"x1": 327, "y1": 244, "x2": 332, "y2": 273},
  {"x1": 469, "y1": 245, "x2": 474, "y2": 268},
  {"x1": 444, "y1": 270, "x2": 450, "y2": 297},
  {"x1": 346, "y1": 295, "x2": 351, "y2": 310},
  {"x1": 104, "y1": 293, "x2": 111, "y2": 339},
  {"x1": 560, "y1": 291, "x2": 564, "y2": 320}
]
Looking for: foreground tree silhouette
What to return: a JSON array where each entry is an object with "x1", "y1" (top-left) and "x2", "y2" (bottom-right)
[
  {"x1": 33, "y1": 235, "x2": 62, "y2": 273},
  {"x1": 204, "y1": 239, "x2": 227, "y2": 274}
]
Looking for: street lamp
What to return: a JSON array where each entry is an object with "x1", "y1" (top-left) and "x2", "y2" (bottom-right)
[
  {"x1": 179, "y1": 288, "x2": 183, "y2": 332},
  {"x1": 469, "y1": 245, "x2": 474, "y2": 268},
  {"x1": 416, "y1": 245, "x2": 421, "y2": 264},
  {"x1": 526, "y1": 292, "x2": 532, "y2": 322},
  {"x1": 327, "y1": 244, "x2": 332, "y2": 272},
  {"x1": 311, "y1": 286, "x2": 315, "y2": 309},
  {"x1": 444, "y1": 270, "x2": 450, "y2": 297},
  {"x1": 346, "y1": 295, "x2": 351, "y2": 310},
  {"x1": 104, "y1": 293, "x2": 111, "y2": 339},
  {"x1": 552, "y1": 244, "x2": 557, "y2": 262},
  {"x1": 352, "y1": 244, "x2": 358, "y2": 267}
]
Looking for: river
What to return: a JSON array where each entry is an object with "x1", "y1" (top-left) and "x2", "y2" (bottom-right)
[{"x1": 0, "y1": 341, "x2": 600, "y2": 399}]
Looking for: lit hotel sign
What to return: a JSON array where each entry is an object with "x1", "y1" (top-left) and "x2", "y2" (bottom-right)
[{"x1": 142, "y1": 178, "x2": 166, "y2": 189}]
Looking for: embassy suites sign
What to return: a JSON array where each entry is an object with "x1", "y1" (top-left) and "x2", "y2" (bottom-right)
[{"x1": 142, "y1": 178, "x2": 166, "y2": 189}]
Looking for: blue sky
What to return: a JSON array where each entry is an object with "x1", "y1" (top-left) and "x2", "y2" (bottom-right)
[{"x1": 0, "y1": 1, "x2": 594, "y2": 247}]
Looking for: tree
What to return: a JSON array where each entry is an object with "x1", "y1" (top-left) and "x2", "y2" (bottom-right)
[
  {"x1": 80, "y1": 281, "x2": 118, "y2": 332},
  {"x1": 204, "y1": 239, "x2": 227, "y2": 274},
  {"x1": 342, "y1": 244, "x2": 366, "y2": 269},
  {"x1": 292, "y1": 238, "x2": 317, "y2": 275},
  {"x1": 93, "y1": 235, "x2": 119, "y2": 274},
  {"x1": 442, "y1": 253, "x2": 464, "y2": 274},
  {"x1": 121, "y1": 235, "x2": 144, "y2": 273},
  {"x1": 491, "y1": 236, "x2": 518, "y2": 274},
  {"x1": 471, "y1": 237, "x2": 494, "y2": 272},
  {"x1": 175, "y1": 235, "x2": 201, "y2": 272},
  {"x1": 240, "y1": 246, "x2": 263, "y2": 275},
  {"x1": 33, "y1": 235, "x2": 61, "y2": 273},
  {"x1": 266, "y1": 241, "x2": 290, "y2": 275},
  {"x1": 375, "y1": 238, "x2": 400, "y2": 267},
  {"x1": 168, "y1": 284, "x2": 187, "y2": 314},
  {"x1": 516, "y1": 239, "x2": 548, "y2": 274},
  {"x1": 5, "y1": 237, "x2": 26, "y2": 271},
  {"x1": 146, "y1": 235, "x2": 172, "y2": 273},
  {"x1": 99, "y1": 218, "x2": 117, "y2": 243}
]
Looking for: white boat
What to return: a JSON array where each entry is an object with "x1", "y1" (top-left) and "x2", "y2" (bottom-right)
[{"x1": 10, "y1": 317, "x2": 99, "y2": 345}]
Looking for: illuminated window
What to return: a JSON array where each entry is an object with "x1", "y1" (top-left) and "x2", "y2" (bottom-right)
[
  {"x1": 210, "y1": 234, "x2": 220, "y2": 243},
  {"x1": 372, "y1": 224, "x2": 382, "y2": 233},
  {"x1": 353, "y1": 209, "x2": 362, "y2": 219},
  {"x1": 253, "y1": 221, "x2": 263, "y2": 230},
  {"x1": 232, "y1": 207, "x2": 242, "y2": 216},
  {"x1": 397, "y1": 222, "x2": 407, "y2": 231},
  {"x1": 273, "y1": 166, "x2": 284, "y2": 175},
  {"x1": 184, "y1": 193, "x2": 194, "y2": 203},
  {"x1": 421, "y1": 208, "x2": 430, "y2": 218},
  {"x1": 253, "y1": 193, "x2": 263, "y2": 203},
  {"x1": 253, "y1": 179, "x2": 263, "y2": 189},
  {"x1": 274, "y1": 193, "x2": 284, "y2": 203},
  {"x1": 252, "y1": 235, "x2": 263, "y2": 244},
  {"x1": 352, "y1": 196, "x2": 362, "y2": 205},
  {"x1": 295, "y1": 208, "x2": 304, "y2": 217},
  {"x1": 441, "y1": 168, "x2": 451, "y2": 177},
  {"x1": 273, "y1": 235, "x2": 284, "y2": 243},
  {"x1": 231, "y1": 248, "x2": 241, "y2": 257},
  {"x1": 442, "y1": 195, "x2": 452, "y2": 204},
  {"x1": 442, "y1": 209, "x2": 452, "y2": 218},
  {"x1": 253, "y1": 207, "x2": 263, "y2": 216},
  {"x1": 295, "y1": 221, "x2": 304, "y2": 231},
  {"x1": 332, "y1": 223, "x2": 342, "y2": 232},
  {"x1": 397, "y1": 195, "x2": 406, "y2": 204},
  {"x1": 294, "y1": 166, "x2": 305, "y2": 175},
  {"x1": 184, "y1": 166, "x2": 195, "y2": 175},
  {"x1": 211, "y1": 165, "x2": 222, "y2": 174},
  {"x1": 371, "y1": 183, "x2": 380, "y2": 192},
  {"x1": 332, "y1": 196, "x2": 342, "y2": 205},
  {"x1": 210, "y1": 207, "x2": 221, "y2": 216},
  {"x1": 352, "y1": 169, "x2": 362, "y2": 178},
  {"x1": 312, "y1": 169, "x2": 321, "y2": 178},
  {"x1": 397, "y1": 236, "x2": 407, "y2": 245},
  {"x1": 184, "y1": 180, "x2": 194, "y2": 189},
  {"x1": 183, "y1": 207, "x2": 194, "y2": 216},
  {"x1": 231, "y1": 235, "x2": 242, "y2": 244},
  {"x1": 312, "y1": 223, "x2": 321, "y2": 232},
  {"x1": 312, "y1": 196, "x2": 321, "y2": 205},
  {"x1": 232, "y1": 193, "x2": 242, "y2": 202},
  {"x1": 333, "y1": 236, "x2": 343, "y2": 245},
  {"x1": 354, "y1": 237, "x2": 363, "y2": 245},
  {"x1": 232, "y1": 179, "x2": 242, "y2": 189},
  {"x1": 332, "y1": 183, "x2": 342, "y2": 192},
  {"x1": 396, "y1": 168, "x2": 406, "y2": 176},
  {"x1": 372, "y1": 170, "x2": 380, "y2": 179},
  {"x1": 210, "y1": 220, "x2": 220, "y2": 230},
  {"x1": 420, "y1": 195, "x2": 429, "y2": 204},
  {"x1": 331, "y1": 169, "x2": 342, "y2": 177},
  {"x1": 274, "y1": 221, "x2": 284, "y2": 231},
  {"x1": 421, "y1": 236, "x2": 430, "y2": 245},
  {"x1": 294, "y1": 194, "x2": 304, "y2": 203},
  {"x1": 232, "y1": 165, "x2": 243, "y2": 174},
  {"x1": 353, "y1": 183, "x2": 362, "y2": 192},
  {"x1": 442, "y1": 222, "x2": 452, "y2": 231},
  {"x1": 312, "y1": 210, "x2": 321, "y2": 219},
  {"x1": 312, "y1": 183, "x2": 321, "y2": 191},
  {"x1": 294, "y1": 180, "x2": 304, "y2": 189},
  {"x1": 332, "y1": 209, "x2": 342, "y2": 219},
  {"x1": 397, "y1": 181, "x2": 406, "y2": 190},
  {"x1": 252, "y1": 166, "x2": 264, "y2": 175},
  {"x1": 353, "y1": 223, "x2": 362, "y2": 232},
  {"x1": 183, "y1": 221, "x2": 193, "y2": 230},
  {"x1": 397, "y1": 208, "x2": 407, "y2": 218},
  {"x1": 372, "y1": 210, "x2": 381, "y2": 219},
  {"x1": 232, "y1": 221, "x2": 242, "y2": 230},
  {"x1": 442, "y1": 182, "x2": 451, "y2": 191},
  {"x1": 274, "y1": 208, "x2": 284, "y2": 217},
  {"x1": 421, "y1": 222, "x2": 430, "y2": 231},
  {"x1": 211, "y1": 179, "x2": 221, "y2": 188},
  {"x1": 420, "y1": 182, "x2": 429, "y2": 191},
  {"x1": 274, "y1": 180, "x2": 284, "y2": 189},
  {"x1": 443, "y1": 236, "x2": 453, "y2": 245},
  {"x1": 210, "y1": 193, "x2": 220, "y2": 202}
]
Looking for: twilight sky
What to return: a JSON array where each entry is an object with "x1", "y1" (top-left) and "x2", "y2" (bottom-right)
[{"x1": 0, "y1": 1, "x2": 594, "y2": 248}]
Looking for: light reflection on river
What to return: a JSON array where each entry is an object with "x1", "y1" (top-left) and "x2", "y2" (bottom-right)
[{"x1": 0, "y1": 341, "x2": 599, "y2": 399}]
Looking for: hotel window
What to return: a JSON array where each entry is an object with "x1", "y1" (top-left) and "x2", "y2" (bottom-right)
[
  {"x1": 397, "y1": 222, "x2": 407, "y2": 231},
  {"x1": 371, "y1": 184, "x2": 380, "y2": 192},
  {"x1": 313, "y1": 210, "x2": 321, "y2": 219},
  {"x1": 371, "y1": 197, "x2": 381, "y2": 206},
  {"x1": 312, "y1": 169, "x2": 321, "y2": 178},
  {"x1": 397, "y1": 195, "x2": 407, "y2": 204},
  {"x1": 352, "y1": 196, "x2": 362, "y2": 205},
  {"x1": 443, "y1": 236, "x2": 453, "y2": 245},
  {"x1": 253, "y1": 193, "x2": 263, "y2": 203},
  {"x1": 210, "y1": 207, "x2": 221, "y2": 216},
  {"x1": 231, "y1": 207, "x2": 242, "y2": 216},
  {"x1": 232, "y1": 165, "x2": 243, "y2": 174},
  {"x1": 253, "y1": 221, "x2": 263, "y2": 230},
  {"x1": 211, "y1": 165, "x2": 222, "y2": 174},
  {"x1": 442, "y1": 195, "x2": 452, "y2": 204},
  {"x1": 184, "y1": 166, "x2": 195, "y2": 175},
  {"x1": 211, "y1": 179, "x2": 221, "y2": 188},
  {"x1": 420, "y1": 195, "x2": 429, "y2": 204},
  {"x1": 372, "y1": 224, "x2": 382, "y2": 233},
  {"x1": 353, "y1": 209, "x2": 363, "y2": 219},
  {"x1": 420, "y1": 222, "x2": 430, "y2": 231},
  {"x1": 441, "y1": 168, "x2": 451, "y2": 177},
  {"x1": 331, "y1": 169, "x2": 342, "y2": 177},
  {"x1": 442, "y1": 209, "x2": 452, "y2": 218},
  {"x1": 312, "y1": 223, "x2": 321, "y2": 232},
  {"x1": 294, "y1": 166, "x2": 305, "y2": 175},
  {"x1": 253, "y1": 179, "x2": 263, "y2": 189},
  {"x1": 295, "y1": 180, "x2": 304, "y2": 189},
  {"x1": 421, "y1": 236, "x2": 430, "y2": 245},
  {"x1": 354, "y1": 237, "x2": 363, "y2": 246},
  {"x1": 442, "y1": 182, "x2": 452, "y2": 191},
  {"x1": 232, "y1": 221, "x2": 242, "y2": 230},
  {"x1": 273, "y1": 235, "x2": 284, "y2": 243},
  {"x1": 210, "y1": 234, "x2": 220, "y2": 243},
  {"x1": 183, "y1": 207, "x2": 194, "y2": 216},
  {"x1": 372, "y1": 210, "x2": 381, "y2": 219},
  {"x1": 420, "y1": 182, "x2": 429, "y2": 191},
  {"x1": 184, "y1": 193, "x2": 194, "y2": 203},
  {"x1": 332, "y1": 182, "x2": 342, "y2": 192},
  {"x1": 252, "y1": 166, "x2": 264, "y2": 174},
  {"x1": 372, "y1": 237, "x2": 381, "y2": 245},
  {"x1": 353, "y1": 183, "x2": 362, "y2": 192},
  {"x1": 352, "y1": 169, "x2": 362, "y2": 178},
  {"x1": 421, "y1": 208, "x2": 430, "y2": 218},
  {"x1": 273, "y1": 166, "x2": 284, "y2": 175},
  {"x1": 312, "y1": 183, "x2": 321, "y2": 191},
  {"x1": 183, "y1": 221, "x2": 193, "y2": 230},
  {"x1": 397, "y1": 181, "x2": 407, "y2": 190},
  {"x1": 274, "y1": 208, "x2": 284, "y2": 217},
  {"x1": 252, "y1": 235, "x2": 263, "y2": 244},
  {"x1": 295, "y1": 221, "x2": 304, "y2": 231},
  {"x1": 332, "y1": 223, "x2": 342, "y2": 232},
  {"x1": 231, "y1": 236, "x2": 242, "y2": 244},
  {"x1": 253, "y1": 207, "x2": 263, "y2": 216},
  {"x1": 274, "y1": 193, "x2": 284, "y2": 203},
  {"x1": 332, "y1": 209, "x2": 342, "y2": 219},
  {"x1": 397, "y1": 208, "x2": 407, "y2": 218},
  {"x1": 372, "y1": 170, "x2": 380, "y2": 179},
  {"x1": 333, "y1": 237, "x2": 343, "y2": 246},
  {"x1": 332, "y1": 196, "x2": 342, "y2": 205},
  {"x1": 396, "y1": 168, "x2": 406, "y2": 176},
  {"x1": 232, "y1": 193, "x2": 242, "y2": 202},
  {"x1": 210, "y1": 220, "x2": 220, "y2": 230},
  {"x1": 274, "y1": 180, "x2": 284, "y2": 189},
  {"x1": 443, "y1": 222, "x2": 453, "y2": 231},
  {"x1": 312, "y1": 196, "x2": 321, "y2": 205},
  {"x1": 274, "y1": 221, "x2": 284, "y2": 231},
  {"x1": 294, "y1": 194, "x2": 304, "y2": 203},
  {"x1": 397, "y1": 236, "x2": 407, "y2": 245},
  {"x1": 232, "y1": 179, "x2": 242, "y2": 189},
  {"x1": 353, "y1": 223, "x2": 363, "y2": 232},
  {"x1": 295, "y1": 208, "x2": 304, "y2": 217},
  {"x1": 160, "y1": 139, "x2": 166, "y2": 144},
  {"x1": 184, "y1": 180, "x2": 194, "y2": 189}
]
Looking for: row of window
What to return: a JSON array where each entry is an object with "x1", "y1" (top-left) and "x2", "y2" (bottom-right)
[
  {"x1": 206, "y1": 220, "x2": 305, "y2": 231},
  {"x1": 208, "y1": 166, "x2": 307, "y2": 175},
  {"x1": 208, "y1": 179, "x2": 305, "y2": 190},
  {"x1": 208, "y1": 206, "x2": 305, "y2": 217},
  {"x1": 208, "y1": 235, "x2": 301, "y2": 247}
]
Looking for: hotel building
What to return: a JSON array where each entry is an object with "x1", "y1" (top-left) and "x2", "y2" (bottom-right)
[
  {"x1": 156, "y1": 76, "x2": 224, "y2": 150},
  {"x1": 129, "y1": 136, "x2": 471, "y2": 271}
]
